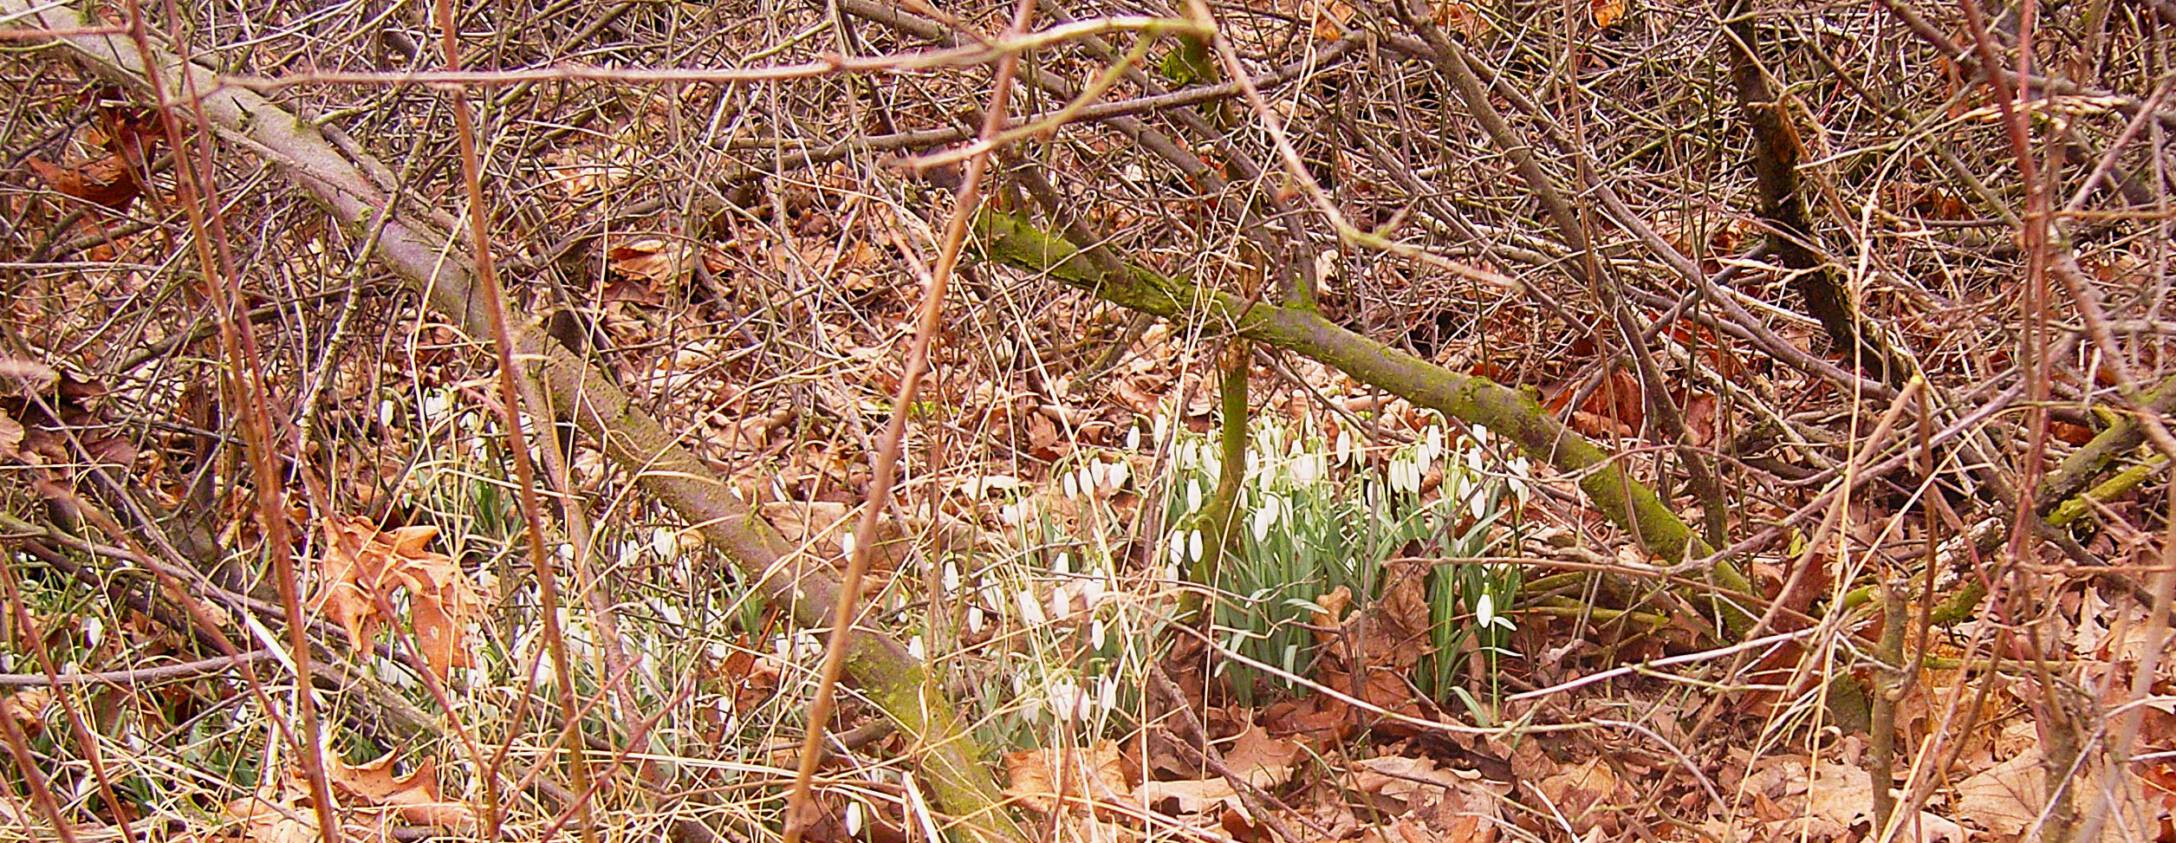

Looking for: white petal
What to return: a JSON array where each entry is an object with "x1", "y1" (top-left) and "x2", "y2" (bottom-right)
[
  {"x1": 1475, "y1": 593, "x2": 1496, "y2": 628},
  {"x1": 1187, "y1": 529, "x2": 1205, "y2": 563},
  {"x1": 1126, "y1": 425, "x2": 1142, "y2": 450},
  {"x1": 1017, "y1": 588, "x2": 1047, "y2": 626},
  {"x1": 1090, "y1": 618, "x2": 1107, "y2": 649}
]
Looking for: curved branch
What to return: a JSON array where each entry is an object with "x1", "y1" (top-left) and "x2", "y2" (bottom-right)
[{"x1": 972, "y1": 210, "x2": 1759, "y2": 635}]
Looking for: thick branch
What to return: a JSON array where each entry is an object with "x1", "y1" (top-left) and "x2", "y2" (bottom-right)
[{"x1": 973, "y1": 210, "x2": 1758, "y2": 633}]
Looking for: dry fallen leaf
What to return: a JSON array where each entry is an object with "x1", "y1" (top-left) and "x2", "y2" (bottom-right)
[
  {"x1": 327, "y1": 754, "x2": 478, "y2": 832},
  {"x1": 1590, "y1": 0, "x2": 1627, "y2": 29},
  {"x1": 1, "y1": 689, "x2": 50, "y2": 736},
  {"x1": 1005, "y1": 742, "x2": 1129, "y2": 814},
  {"x1": 313, "y1": 516, "x2": 484, "y2": 682}
]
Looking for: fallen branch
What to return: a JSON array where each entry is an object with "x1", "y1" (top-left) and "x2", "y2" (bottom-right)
[
  {"x1": 0, "y1": 5, "x2": 1020, "y2": 839},
  {"x1": 971, "y1": 210, "x2": 1760, "y2": 635}
]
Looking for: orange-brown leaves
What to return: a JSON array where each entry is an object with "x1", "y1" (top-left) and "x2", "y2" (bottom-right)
[{"x1": 311, "y1": 516, "x2": 483, "y2": 682}]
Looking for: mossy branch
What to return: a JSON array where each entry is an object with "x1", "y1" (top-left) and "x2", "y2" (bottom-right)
[{"x1": 972, "y1": 209, "x2": 1758, "y2": 635}]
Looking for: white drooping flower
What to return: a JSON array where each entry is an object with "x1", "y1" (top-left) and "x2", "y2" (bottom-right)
[
  {"x1": 966, "y1": 605, "x2": 986, "y2": 634},
  {"x1": 1335, "y1": 428, "x2": 1355, "y2": 465},
  {"x1": 1506, "y1": 455, "x2": 1533, "y2": 505},
  {"x1": 1187, "y1": 529, "x2": 1205, "y2": 563},
  {"x1": 838, "y1": 529, "x2": 858, "y2": 558},
  {"x1": 1017, "y1": 587, "x2": 1048, "y2": 627},
  {"x1": 845, "y1": 801, "x2": 864, "y2": 837},
  {"x1": 1062, "y1": 470, "x2": 1082, "y2": 500},
  {"x1": 907, "y1": 635, "x2": 926, "y2": 661},
  {"x1": 1125, "y1": 424, "x2": 1142, "y2": 451},
  {"x1": 1291, "y1": 451, "x2": 1323, "y2": 485},
  {"x1": 652, "y1": 526, "x2": 678, "y2": 560},
  {"x1": 1425, "y1": 425, "x2": 1444, "y2": 463},
  {"x1": 942, "y1": 559, "x2": 961, "y2": 592},
  {"x1": 1089, "y1": 618, "x2": 1107, "y2": 649},
  {"x1": 1250, "y1": 496, "x2": 1281, "y2": 541},
  {"x1": 1106, "y1": 459, "x2": 1131, "y2": 490},
  {"x1": 1186, "y1": 479, "x2": 1204, "y2": 514},
  {"x1": 1475, "y1": 593, "x2": 1515, "y2": 631},
  {"x1": 1168, "y1": 530, "x2": 1189, "y2": 565},
  {"x1": 1053, "y1": 552, "x2": 1071, "y2": 576},
  {"x1": 1097, "y1": 676, "x2": 1119, "y2": 714}
]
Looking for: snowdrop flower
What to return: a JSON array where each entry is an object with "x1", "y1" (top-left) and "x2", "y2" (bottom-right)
[
  {"x1": 1079, "y1": 577, "x2": 1106, "y2": 608},
  {"x1": 378, "y1": 399, "x2": 397, "y2": 428},
  {"x1": 1062, "y1": 470, "x2": 1082, "y2": 500},
  {"x1": 1097, "y1": 676, "x2": 1119, "y2": 714},
  {"x1": 1077, "y1": 465, "x2": 1098, "y2": 497},
  {"x1": 1089, "y1": 618, "x2": 1107, "y2": 650},
  {"x1": 845, "y1": 801, "x2": 864, "y2": 837},
  {"x1": 1187, "y1": 529, "x2": 1205, "y2": 563},
  {"x1": 1017, "y1": 587, "x2": 1047, "y2": 627},
  {"x1": 652, "y1": 527, "x2": 678, "y2": 560},
  {"x1": 1153, "y1": 413, "x2": 1170, "y2": 447},
  {"x1": 1051, "y1": 584, "x2": 1073, "y2": 620},
  {"x1": 421, "y1": 390, "x2": 451, "y2": 420},
  {"x1": 1506, "y1": 456, "x2": 1533, "y2": 505},
  {"x1": 1106, "y1": 458, "x2": 1131, "y2": 490},
  {"x1": 1291, "y1": 451, "x2": 1324, "y2": 485},
  {"x1": 907, "y1": 635, "x2": 926, "y2": 661},
  {"x1": 1475, "y1": 593, "x2": 1516, "y2": 632},
  {"x1": 1168, "y1": 530, "x2": 1189, "y2": 565},
  {"x1": 838, "y1": 529, "x2": 858, "y2": 558},
  {"x1": 1126, "y1": 424, "x2": 1142, "y2": 451},
  {"x1": 794, "y1": 630, "x2": 824, "y2": 662},
  {"x1": 1250, "y1": 497, "x2": 1280, "y2": 541},
  {"x1": 1053, "y1": 552, "x2": 1071, "y2": 576},
  {"x1": 1045, "y1": 678, "x2": 1081, "y2": 721},
  {"x1": 966, "y1": 606, "x2": 986, "y2": 634},
  {"x1": 83, "y1": 616, "x2": 104, "y2": 649},
  {"x1": 1201, "y1": 449, "x2": 1221, "y2": 481},
  {"x1": 1186, "y1": 479, "x2": 1204, "y2": 514},
  {"x1": 1335, "y1": 429, "x2": 1355, "y2": 466},
  {"x1": 1425, "y1": 425, "x2": 1444, "y2": 464},
  {"x1": 942, "y1": 559, "x2": 961, "y2": 592}
]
